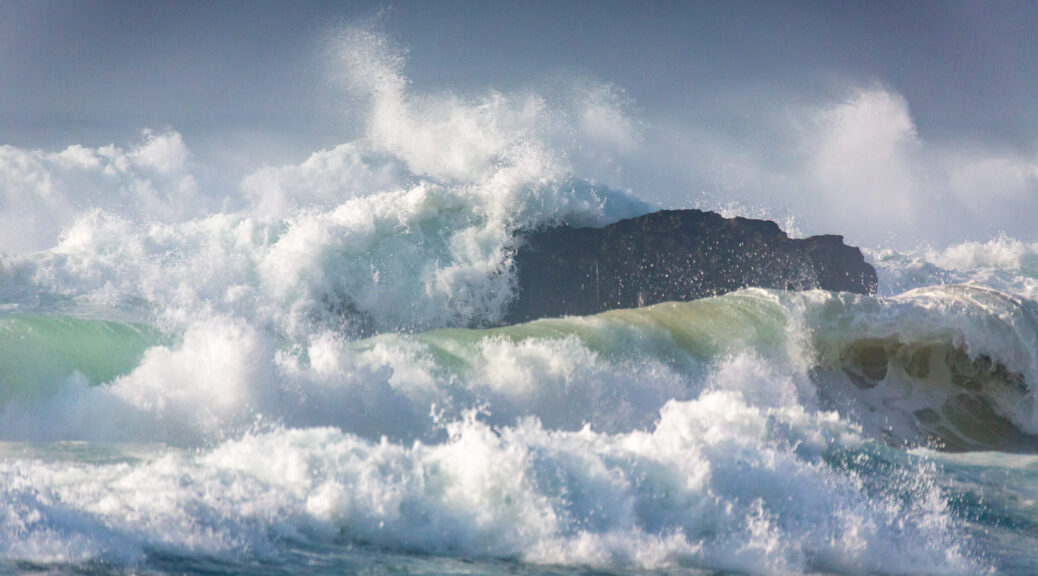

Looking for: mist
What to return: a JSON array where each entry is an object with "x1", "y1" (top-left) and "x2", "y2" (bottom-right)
[{"x1": 1, "y1": 1, "x2": 1035, "y2": 251}]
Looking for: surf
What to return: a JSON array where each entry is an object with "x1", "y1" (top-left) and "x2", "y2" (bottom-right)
[{"x1": 0, "y1": 22, "x2": 1035, "y2": 576}]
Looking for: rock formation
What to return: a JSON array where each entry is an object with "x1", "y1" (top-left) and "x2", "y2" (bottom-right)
[{"x1": 505, "y1": 209, "x2": 878, "y2": 323}]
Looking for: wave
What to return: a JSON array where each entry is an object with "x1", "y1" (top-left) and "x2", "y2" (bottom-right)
[
  {"x1": 0, "y1": 393, "x2": 976, "y2": 575},
  {"x1": 0, "y1": 23, "x2": 1034, "y2": 575},
  {"x1": 870, "y1": 236, "x2": 1038, "y2": 298},
  {"x1": 386, "y1": 285, "x2": 1038, "y2": 452},
  {"x1": 804, "y1": 285, "x2": 1038, "y2": 450},
  {"x1": 2, "y1": 285, "x2": 1034, "y2": 452},
  {"x1": 0, "y1": 314, "x2": 165, "y2": 403},
  {"x1": 2, "y1": 286, "x2": 1005, "y2": 574},
  {"x1": 0, "y1": 26, "x2": 652, "y2": 340}
]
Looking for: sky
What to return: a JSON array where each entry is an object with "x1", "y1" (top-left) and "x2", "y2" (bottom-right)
[{"x1": 1, "y1": 0, "x2": 1036, "y2": 249}]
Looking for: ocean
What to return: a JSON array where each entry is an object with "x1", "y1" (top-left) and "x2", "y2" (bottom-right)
[{"x1": 2, "y1": 27, "x2": 1038, "y2": 576}]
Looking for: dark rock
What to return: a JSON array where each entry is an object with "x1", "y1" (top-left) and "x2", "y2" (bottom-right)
[{"x1": 505, "y1": 209, "x2": 877, "y2": 323}]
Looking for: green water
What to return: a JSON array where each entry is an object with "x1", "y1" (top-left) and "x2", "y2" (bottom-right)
[{"x1": 0, "y1": 314, "x2": 169, "y2": 401}]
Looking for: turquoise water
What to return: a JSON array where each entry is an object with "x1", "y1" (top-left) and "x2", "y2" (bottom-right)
[{"x1": 1, "y1": 286, "x2": 1037, "y2": 574}]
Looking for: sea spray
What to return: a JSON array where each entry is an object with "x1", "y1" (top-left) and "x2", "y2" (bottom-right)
[
  {"x1": 0, "y1": 24, "x2": 1031, "y2": 576},
  {"x1": 0, "y1": 389, "x2": 979, "y2": 574}
]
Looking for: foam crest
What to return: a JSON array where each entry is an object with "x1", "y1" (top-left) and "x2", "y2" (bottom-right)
[
  {"x1": 240, "y1": 144, "x2": 407, "y2": 218},
  {"x1": 0, "y1": 385, "x2": 979, "y2": 574},
  {"x1": 0, "y1": 131, "x2": 204, "y2": 253},
  {"x1": 797, "y1": 285, "x2": 1038, "y2": 445},
  {"x1": 2, "y1": 22, "x2": 1035, "y2": 576},
  {"x1": 0, "y1": 25, "x2": 651, "y2": 338},
  {"x1": 5, "y1": 170, "x2": 646, "y2": 336},
  {"x1": 327, "y1": 22, "x2": 645, "y2": 193},
  {"x1": 334, "y1": 23, "x2": 562, "y2": 185},
  {"x1": 930, "y1": 236, "x2": 1038, "y2": 281},
  {"x1": 871, "y1": 236, "x2": 1038, "y2": 300}
]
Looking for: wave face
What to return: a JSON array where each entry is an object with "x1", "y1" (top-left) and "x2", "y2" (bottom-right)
[{"x1": 1, "y1": 26, "x2": 1037, "y2": 576}]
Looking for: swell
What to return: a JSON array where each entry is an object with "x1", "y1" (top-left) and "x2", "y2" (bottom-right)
[
  {"x1": 0, "y1": 288, "x2": 1020, "y2": 573},
  {"x1": 381, "y1": 285, "x2": 1038, "y2": 451},
  {"x1": 804, "y1": 285, "x2": 1038, "y2": 450},
  {"x1": 1, "y1": 284, "x2": 1034, "y2": 452},
  {"x1": 0, "y1": 314, "x2": 167, "y2": 402}
]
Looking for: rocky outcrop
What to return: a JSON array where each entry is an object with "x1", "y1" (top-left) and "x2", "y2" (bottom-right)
[{"x1": 505, "y1": 209, "x2": 877, "y2": 323}]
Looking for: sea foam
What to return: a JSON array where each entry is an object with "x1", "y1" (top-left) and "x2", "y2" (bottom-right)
[{"x1": 0, "y1": 24, "x2": 1019, "y2": 575}]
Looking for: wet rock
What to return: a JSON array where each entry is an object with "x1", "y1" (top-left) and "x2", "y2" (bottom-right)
[{"x1": 506, "y1": 209, "x2": 878, "y2": 323}]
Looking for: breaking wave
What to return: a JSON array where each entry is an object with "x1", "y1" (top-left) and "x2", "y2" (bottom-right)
[{"x1": 0, "y1": 23, "x2": 1033, "y2": 576}]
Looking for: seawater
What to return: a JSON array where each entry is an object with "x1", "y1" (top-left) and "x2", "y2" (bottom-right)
[{"x1": 2, "y1": 25, "x2": 1038, "y2": 576}]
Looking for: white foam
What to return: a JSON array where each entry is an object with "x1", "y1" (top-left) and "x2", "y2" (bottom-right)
[
  {"x1": 0, "y1": 130, "x2": 205, "y2": 253},
  {"x1": 0, "y1": 377, "x2": 980, "y2": 573},
  {"x1": 870, "y1": 236, "x2": 1038, "y2": 301},
  {"x1": 0, "y1": 25, "x2": 650, "y2": 338},
  {"x1": 797, "y1": 285, "x2": 1038, "y2": 437},
  {"x1": 0, "y1": 25, "x2": 1030, "y2": 575}
]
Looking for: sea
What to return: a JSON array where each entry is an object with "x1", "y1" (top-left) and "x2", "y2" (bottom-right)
[{"x1": 2, "y1": 28, "x2": 1038, "y2": 576}]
